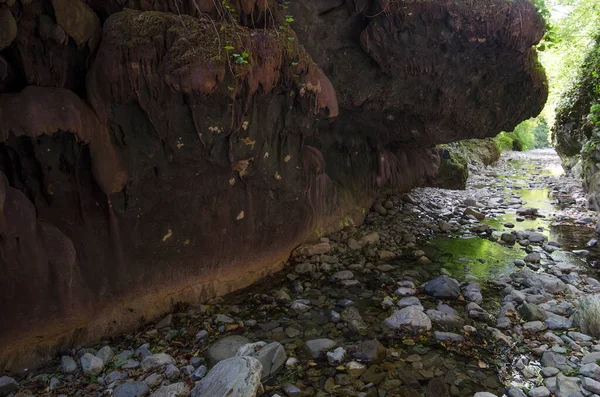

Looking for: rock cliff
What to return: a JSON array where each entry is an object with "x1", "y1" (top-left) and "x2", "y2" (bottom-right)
[
  {"x1": 553, "y1": 35, "x2": 600, "y2": 209},
  {"x1": 0, "y1": 0, "x2": 546, "y2": 372}
]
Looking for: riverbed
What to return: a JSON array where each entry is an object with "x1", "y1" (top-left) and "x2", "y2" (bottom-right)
[{"x1": 8, "y1": 149, "x2": 600, "y2": 397}]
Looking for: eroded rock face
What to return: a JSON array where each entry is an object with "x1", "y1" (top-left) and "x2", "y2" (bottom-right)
[{"x1": 0, "y1": 0, "x2": 546, "y2": 372}]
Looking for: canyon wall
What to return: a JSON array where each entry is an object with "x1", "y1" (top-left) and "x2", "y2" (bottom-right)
[
  {"x1": 0, "y1": 0, "x2": 547, "y2": 372},
  {"x1": 553, "y1": 35, "x2": 600, "y2": 209}
]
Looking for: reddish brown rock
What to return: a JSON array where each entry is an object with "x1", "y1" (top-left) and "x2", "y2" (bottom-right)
[{"x1": 0, "y1": 0, "x2": 547, "y2": 374}]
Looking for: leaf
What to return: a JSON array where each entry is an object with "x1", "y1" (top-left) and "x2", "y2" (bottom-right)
[
  {"x1": 291, "y1": 61, "x2": 299, "y2": 66},
  {"x1": 242, "y1": 52, "x2": 249, "y2": 58},
  {"x1": 232, "y1": 53, "x2": 240, "y2": 57},
  {"x1": 224, "y1": 45, "x2": 235, "y2": 50},
  {"x1": 227, "y1": 86, "x2": 235, "y2": 91},
  {"x1": 287, "y1": 37, "x2": 295, "y2": 41}
]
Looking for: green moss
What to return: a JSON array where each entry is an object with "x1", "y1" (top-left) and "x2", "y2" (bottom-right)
[
  {"x1": 428, "y1": 237, "x2": 524, "y2": 281},
  {"x1": 104, "y1": 9, "x2": 244, "y2": 65}
]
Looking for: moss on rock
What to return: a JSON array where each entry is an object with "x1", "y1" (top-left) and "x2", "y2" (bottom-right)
[{"x1": 425, "y1": 139, "x2": 500, "y2": 190}]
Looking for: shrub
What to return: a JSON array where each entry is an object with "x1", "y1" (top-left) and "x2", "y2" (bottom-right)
[
  {"x1": 494, "y1": 116, "x2": 550, "y2": 151},
  {"x1": 574, "y1": 295, "x2": 600, "y2": 337}
]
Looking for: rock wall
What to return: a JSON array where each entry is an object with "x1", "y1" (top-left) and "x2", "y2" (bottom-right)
[
  {"x1": 0, "y1": 0, "x2": 546, "y2": 372},
  {"x1": 553, "y1": 35, "x2": 600, "y2": 209}
]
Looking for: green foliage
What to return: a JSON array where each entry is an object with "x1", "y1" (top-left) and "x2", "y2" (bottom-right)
[
  {"x1": 495, "y1": 117, "x2": 550, "y2": 151},
  {"x1": 540, "y1": 0, "x2": 600, "y2": 125},
  {"x1": 494, "y1": 133, "x2": 514, "y2": 152},
  {"x1": 590, "y1": 103, "x2": 600, "y2": 125},
  {"x1": 231, "y1": 52, "x2": 249, "y2": 64}
]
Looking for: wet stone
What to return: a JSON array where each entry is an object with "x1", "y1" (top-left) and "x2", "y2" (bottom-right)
[
  {"x1": 341, "y1": 307, "x2": 367, "y2": 333},
  {"x1": 422, "y1": 275, "x2": 461, "y2": 299},
  {"x1": 347, "y1": 361, "x2": 367, "y2": 378},
  {"x1": 383, "y1": 306, "x2": 432, "y2": 332},
  {"x1": 353, "y1": 340, "x2": 386, "y2": 364}
]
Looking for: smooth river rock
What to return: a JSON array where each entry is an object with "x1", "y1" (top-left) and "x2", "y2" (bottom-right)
[{"x1": 189, "y1": 356, "x2": 263, "y2": 397}]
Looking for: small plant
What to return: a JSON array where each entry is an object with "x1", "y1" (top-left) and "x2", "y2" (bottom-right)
[
  {"x1": 231, "y1": 52, "x2": 249, "y2": 64},
  {"x1": 573, "y1": 295, "x2": 600, "y2": 337},
  {"x1": 589, "y1": 103, "x2": 600, "y2": 125}
]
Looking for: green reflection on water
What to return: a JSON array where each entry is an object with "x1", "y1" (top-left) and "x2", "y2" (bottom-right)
[
  {"x1": 518, "y1": 188, "x2": 555, "y2": 212},
  {"x1": 428, "y1": 237, "x2": 524, "y2": 281}
]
